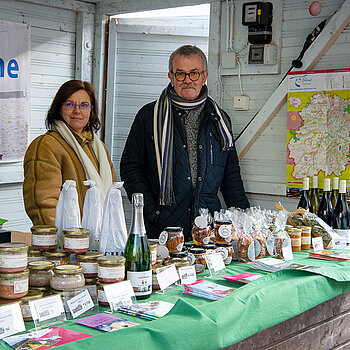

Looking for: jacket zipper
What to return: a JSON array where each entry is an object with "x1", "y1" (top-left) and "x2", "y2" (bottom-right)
[{"x1": 209, "y1": 132, "x2": 213, "y2": 165}]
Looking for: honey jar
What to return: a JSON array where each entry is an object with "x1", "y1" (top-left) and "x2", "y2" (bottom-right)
[{"x1": 159, "y1": 227, "x2": 184, "y2": 253}]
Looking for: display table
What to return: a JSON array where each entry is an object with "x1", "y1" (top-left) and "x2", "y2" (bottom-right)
[{"x1": 1, "y1": 251, "x2": 350, "y2": 350}]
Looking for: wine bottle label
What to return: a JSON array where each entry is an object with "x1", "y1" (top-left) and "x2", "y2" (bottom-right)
[
  {"x1": 334, "y1": 229, "x2": 350, "y2": 245},
  {"x1": 127, "y1": 270, "x2": 152, "y2": 296}
]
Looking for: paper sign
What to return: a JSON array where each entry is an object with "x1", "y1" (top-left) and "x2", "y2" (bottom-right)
[
  {"x1": 66, "y1": 289, "x2": 94, "y2": 319},
  {"x1": 312, "y1": 237, "x2": 324, "y2": 251},
  {"x1": 178, "y1": 265, "x2": 197, "y2": 285},
  {"x1": 333, "y1": 236, "x2": 348, "y2": 250},
  {"x1": 29, "y1": 295, "x2": 65, "y2": 322},
  {"x1": 0, "y1": 303, "x2": 25, "y2": 339},
  {"x1": 103, "y1": 280, "x2": 135, "y2": 311},
  {"x1": 282, "y1": 245, "x2": 293, "y2": 261},
  {"x1": 205, "y1": 252, "x2": 225, "y2": 273},
  {"x1": 156, "y1": 264, "x2": 179, "y2": 290}
]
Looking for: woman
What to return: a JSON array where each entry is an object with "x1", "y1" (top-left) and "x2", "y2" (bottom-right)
[{"x1": 23, "y1": 80, "x2": 117, "y2": 225}]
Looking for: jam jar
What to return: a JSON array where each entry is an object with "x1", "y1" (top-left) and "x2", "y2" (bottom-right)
[
  {"x1": 62, "y1": 228, "x2": 90, "y2": 254},
  {"x1": 20, "y1": 290, "x2": 44, "y2": 322},
  {"x1": 28, "y1": 246, "x2": 45, "y2": 263},
  {"x1": 0, "y1": 242, "x2": 28, "y2": 273},
  {"x1": 214, "y1": 220, "x2": 233, "y2": 244},
  {"x1": 169, "y1": 249, "x2": 189, "y2": 261},
  {"x1": 43, "y1": 249, "x2": 70, "y2": 266},
  {"x1": 31, "y1": 225, "x2": 57, "y2": 251},
  {"x1": 28, "y1": 260, "x2": 54, "y2": 287},
  {"x1": 159, "y1": 227, "x2": 184, "y2": 253},
  {"x1": 300, "y1": 226, "x2": 312, "y2": 250},
  {"x1": 50, "y1": 264, "x2": 85, "y2": 291},
  {"x1": 97, "y1": 281, "x2": 110, "y2": 306},
  {"x1": 0, "y1": 270, "x2": 29, "y2": 299},
  {"x1": 188, "y1": 247, "x2": 206, "y2": 273},
  {"x1": 76, "y1": 251, "x2": 103, "y2": 278},
  {"x1": 215, "y1": 243, "x2": 234, "y2": 265},
  {"x1": 191, "y1": 218, "x2": 212, "y2": 246},
  {"x1": 97, "y1": 256, "x2": 126, "y2": 283}
]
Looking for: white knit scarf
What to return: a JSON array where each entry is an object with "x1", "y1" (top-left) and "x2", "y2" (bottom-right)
[{"x1": 53, "y1": 120, "x2": 113, "y2": 203}]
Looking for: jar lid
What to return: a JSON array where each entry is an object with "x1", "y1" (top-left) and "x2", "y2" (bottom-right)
[
  {"x1": 215, "y1": 220, "x2": 232, "y2": 225},
  {"x1": 170, "y1": 250, "x2": 188, "y2": 258},
  {"x1": 28, "y1": 260, "x2": 54, "y2": 270},
  {"x1": 85, "y1": 277, "x2": 98, "y2": 285},
  {"x1": 76, "y1": 251, "x2": 103, "y2": 260},
  {"x1": 189, "y1": 247, "x2": 205, "y2": 254},
  {"x1": 215, "y1": 243, "x2": 232, "y2": 247},
  {"x1": 184, "y1": 242, "x2": 194, "y2": 249},
  {"x1": 28, "y1": 247, "x2": 43, "y2": 256},
  {"x1": 164, "y1": 259, "x2": 190, "y2": 268},
  {"x1": 31, "y1": 225, "x2": 58, "y2": 234},
  {"x1": 149, "y1": 241, "x2": 158, "y2": 249},
  {"x1": 164, "y1": 227, "x2": 183, "y2": 232},
  {"x1": 0, "y1": 242, "x2": 28, "y2": 252},
  {"x1": 202, "y1": 244, "x2": 217, "y2": 250},
  {"x1": 54, "y1": 264, "x2": 82, "y2": 274},
  {"x1": 29, "y1": 286, "x2": 50, "y2": 292},
  {"x1": 97, "y1": 256, "x2": 126, "y2": 265},
  {"x1": 21, "y1": 290, "x2": 44, "y2": 301},
  {"x1": 62, "y1": 227, "x2": 90, "y2": 236},
  {"x1": 43, "y1": 250, "x2": 69, "y2": 258},
  {"x1": 0, "y1": 270, "x2": 29, "y2": 279}
]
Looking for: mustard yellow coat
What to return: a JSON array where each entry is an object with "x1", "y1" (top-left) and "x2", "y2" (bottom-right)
[{"x1": 23, "y1": 129, "x2": 117, "y2": 225}]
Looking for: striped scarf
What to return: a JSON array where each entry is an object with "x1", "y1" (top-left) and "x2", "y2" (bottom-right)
[{"x1": 153, "y1": 84, "x2": 233, "y2": 206}]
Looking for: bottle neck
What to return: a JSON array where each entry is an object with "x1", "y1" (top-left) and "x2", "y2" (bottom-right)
[{"x1": 130, "y1": 206, "x2": 146, "y2": 236}]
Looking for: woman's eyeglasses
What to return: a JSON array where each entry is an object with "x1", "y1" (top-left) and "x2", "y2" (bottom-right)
[
  {"x1": 172, "y1": 71, "x2": 204, "y2": 82},
  {"x1": 62, "y1": 101, "x2": 92, "y2": 111}
]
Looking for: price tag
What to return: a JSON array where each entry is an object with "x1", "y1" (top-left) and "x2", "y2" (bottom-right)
[
  {"x1": 0, "y1": 303, "x2": 25, "y2": 339},
  {"x1": 103, "y1": 280, "x2": 135, "y2": 311},
  {"x1": 29, "y1": 295, "x2": 65, "y2": 323},
  {"x1": 66, "y1": 289, "x2": 94, "y2": 319},
  {"x1": 205, "y1": 252, "x2": 225, "y2": 273},
  {"x1": 156, "y1": 264, "x2": 179, "y2": 291},
  {"x1": 178, "y1": 265, "x2": 197, "y2": 285},
  {"x1": 333, "y1": 236, "x2": 348, "y2": 250},
  {"x1": 282, "y1": 245, "x2": 293, "y2": 261},
  {"x1": 312, "y1": 237, "x2": 324, "y2": 251}
]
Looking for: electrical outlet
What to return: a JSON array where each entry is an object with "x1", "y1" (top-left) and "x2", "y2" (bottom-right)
[{"x1": 233, "y1": 95, "x2": 250, "y2": 110}]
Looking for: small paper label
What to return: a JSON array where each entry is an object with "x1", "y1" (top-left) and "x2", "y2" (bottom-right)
[
  {"x1": 32, "y1": 234, "x2": 57, "y2": 246},
  {"x1": 13, "y1": 279, "x2": 28, "y2": 294},
  {"x1": 215, "y1": 247, "x2": 228, "y2": 260},
  {"x1": 205, "y1": 252, "x2": 225, "y2": 273},
  {"x1": 29, "y1": 295, "x2": 65, "y2": 322},
  {"x1": 218, "y1": 225, "x2": 231, "y2": 239},
  {"x1": 176, "y1": 243, "x2": 184, "y2": 252},
  {"x1": 66, "y1": 289, "x2": 94, "y2": 319},
  {"x1": 80, "y1": 262, "x2": 98, "y2": 274},
  {"x1": 333, "y1": 236, "x2": 348, "y2": 249},
  {"x1": 158, "y1": 231, "x2": 168, "y2": 245},
  {"x1": 194, "y1": 216, "x2": 207, "y2": 229},
  {"x1": 103, "y1": 280, "x2": 135, "y2": 311},
  {"x1": 0, "y1": 255, "x2": 27, "y2": 269},
  {"x1": 203, "y1": 236, "x2": 211, "y2": 244},
  {"x1": 64, "y1": 237, "x2": 89, "y2": 249},
  {"x1": 156, "y1": 264, "x2": 179, "y2": 290},
  {"x1": 312, "y1": 237, "x2": 324, "y2": 251},
  {"x1": 266, "y1": 237, "x2": 275, "y2": 255},
  {"x1": 178, "y1": 265, "x2": 197, "y2": 285},
  {"x1": 0, "y1": 303, "x2": 25, "y2": 339},
  {"x1": 188, "y1": 253, "x2": 195, "y2": 265},
  {"x1": 282, "y1": 245, "x2": 293, "y2": 261}
]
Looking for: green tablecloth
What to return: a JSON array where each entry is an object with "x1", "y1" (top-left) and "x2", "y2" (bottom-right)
[{"x1": 2, "y1": 251, "x2": 350, "y2": 350}]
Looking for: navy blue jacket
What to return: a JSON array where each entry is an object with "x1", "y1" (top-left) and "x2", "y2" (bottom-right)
[{"x1": 120, "y1": 100, "x2": 249, "y2": 241}]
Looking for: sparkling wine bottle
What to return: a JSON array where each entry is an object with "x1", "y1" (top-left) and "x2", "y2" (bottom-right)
[
  {"x1": 333, "y1": 180, "x2": 350, "y2": 246},
  {"x1": 124, "y1": 193, "x2": 152, "y2": 299},
  {"x1": 310, "y1": 175, "x2": 320, "y2": 214},
  {"x1": 330, "y1": 177, "x2": 339, "y2": 209},
  {"x1": 297, "y1": 178, "x2": 312, "y2": 211},
  {"x1": 317, "y1": 178, "x2": 333, "y2": 226}
]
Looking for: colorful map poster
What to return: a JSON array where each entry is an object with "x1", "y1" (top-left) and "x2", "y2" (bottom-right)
[{"x1": 286, "y1": 68, "x2": 350, "y2": 196}]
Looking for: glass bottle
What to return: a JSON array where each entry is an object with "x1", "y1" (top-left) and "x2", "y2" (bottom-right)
[
  {"x1": 330, "y1": 177, "x2": 339, "y2": 208},
  {"x1": 333, "y1": 180, "x2": 350, "y2": 246},
  {"x1": 124, "y1": 193, "x2": 152, "y2": 299},
  {"x1": 317, "y1": 178, "x2": 333, "y2": 226},
  {"x1": 310, "y1": 175, "x2": 320, "y2": 214},
  {"x1": 297, "y1": 178, "x2": 311, "y2": 211}
]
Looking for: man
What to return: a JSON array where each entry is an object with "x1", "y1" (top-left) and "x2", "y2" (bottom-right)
[{"x1": 120, "y1": 45, "x2": 249, "y2": 241}]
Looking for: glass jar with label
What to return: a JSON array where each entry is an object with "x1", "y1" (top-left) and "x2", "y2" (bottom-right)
[
  {"x1": 300, "y1": 226, "x2": 312, "y2": 250},
  {"x1": 0, "y1": 242, "x2": 29, "y2": 273},
  {"x1": 28, "y1": 247, "x2": 45, "y2": 263},
  {"x1": 164, "y1": 258, "x2": 190, "y2": 272},
  {"x1": 50, "y1": 264, "x2": 85, "y2": 291},
  {"x1": 201, "y1": 244, "x2": 217, "y2": 254},
  {"x1": 149, "y1": 241, "x2": 158, "y2": 266},
  {"x1": 62, "y1": 228, "x2": 90, "y2": 254},
  {"x1": 191, "y1": 225, "x2": 212, "y2": 246},
  {"x1": 152, "y1": 263, "x2": 166, "y2": 291},
  {"x1": 30, "y1": 225, "x2": 57, "y2": 251},
  {"x1": 159, "y1": 227, "x2": 184, "y2": 253},
  {"x1": 28, "y1": 260, "x2": 54, "y2": 287},
  {"x1": 287, "y1": 228, "x2": 302, "y2": 253},
  {"x1": 76, "y1": 251, "x2": 103, "y2": 278},
  {"x1": 0, "y1": 270, "x2": 29, "y2": 299},
  {"x1": 97, "y1": 256, "x2": 126, "y2": 283},
  {"x1": 20, "y1": 290, "x2": 44, "y2": 322},
  {"x1": 169, "y1": 249, "x2": 189, "y2": 261},
  {"x1": 188, "y1": 247, "x2": 206, "y2": 273},
  {"x1": 215, "y1": 243, "x2": 233, "y2": 265},
  {"x1": 214, "y1": 220, "x2": 233, "y2": 244},
  {"x1": 96, "y1": 281, "x2": 110, "y2": 306},
  {"x1": 43, "y1": 249, "x2": 70, "y2": 266}
]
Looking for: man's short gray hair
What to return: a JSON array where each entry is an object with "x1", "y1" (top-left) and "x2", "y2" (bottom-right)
[{"x1": 169, "y1": 45, "x2": 208, "y2": 73}]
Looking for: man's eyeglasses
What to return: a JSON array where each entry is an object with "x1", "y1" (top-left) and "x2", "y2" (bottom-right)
[
  {"x1": 172, "y1": 71, "x2": 204, "y2": 82},
  {"x1": 62, "y1": 101, "x2": 92, "y2": 111}
]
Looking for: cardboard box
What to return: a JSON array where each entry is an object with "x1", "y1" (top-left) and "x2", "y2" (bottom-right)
[{"x1": 11, "y1": 231, "x2": 32, "y2": 246}]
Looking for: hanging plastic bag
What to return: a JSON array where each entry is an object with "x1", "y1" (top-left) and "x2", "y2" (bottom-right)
[
  {"x1": 81, "y1": 180, "x2": 103, "y2": 252},
  {"x1": 55, "y1": 180, "x2": 81, "y2": 248},
  {"x1": 99, "y1": 182, "x2": 128, "y2": 255}
]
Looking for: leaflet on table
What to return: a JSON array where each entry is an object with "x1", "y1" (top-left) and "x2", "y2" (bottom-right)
[
  {"x1": 309, "y1": 250, "x2": 350, "y2": 262},
  {"x1": 221, "y1": 272, "x2": 264, "y2": 284},
  {"x1": 183, "y1": 279, "x2": 235, "y2": 300},
  {"x1": 118, "y1": 300, "x2": 174, "y2": 320},
  {"x1": 0, "y1": 303, "x2": 25, "y2": 339},
  {"x1": 3, "y1": 326, "x2": 91, "y2": 349},
  {"x1": 251, "y1": 258, "x2": 320, "y2": 272},
  {"x1": 75, "y1": 313, "x2": 139, "y2": 331}
]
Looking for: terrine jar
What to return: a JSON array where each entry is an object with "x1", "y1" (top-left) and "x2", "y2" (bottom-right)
[
  {"x1": 50, "y1": 264, "x2": 85, "y2": 291},
  {"x1": 62, "y1": 228, "x2": 90, "y2": 254},
  {"x1": 20, "y1": 290, "x2": 44, "y2": 322},
  {"x1": 31, "y1": 225, "x2": 57, "y2": 251},
  {"x1": 28, "y1": 247, "x2": 45, "y2": 263},
  {"x1": 0, "y1": 242, "x2": 28, "y2": 273},
  {"x1": 96, "y1": 281, "x2": 110, "y2": 306},
  {"x1": 43, "y1": 250, "x2": 70, "y2": 266},
  {"x1": 0, "y1": 270, "x2": 29, "y2": 299},
  {"x1": 76, "y1": 251, "x2": 103, "y2": 278},
  {"x1": 28, "y1": 260, "x2": 54, "y2": 287},
  {"x1": 97, "y1": 256, "x2": 126, "y2": 283}
]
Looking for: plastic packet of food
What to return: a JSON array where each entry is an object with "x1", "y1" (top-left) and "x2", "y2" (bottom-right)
[
  {"x1": 236, "y1": 212, "x2": 255, "y2": 262},
  {"x1": 303, "y1": 211, "x2": 333, "y2": 248},
  {"x1": 191, "y1": 208, "x2": 213, "y2": 245},
  {"x1": 273, "y1": 211, "x2": 291, "y2": 259},
  {"x1": 213, "y1": 210, "x2": 234, "y2": 244},
  {"x1": 247, "y1": 207, "x2": 266, "y2": 259}
]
